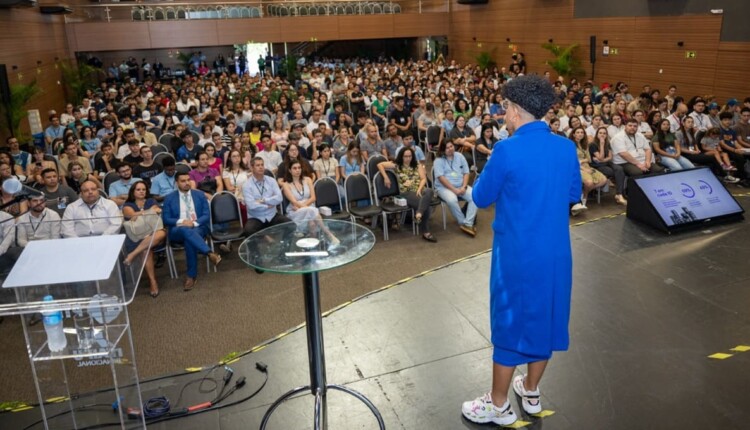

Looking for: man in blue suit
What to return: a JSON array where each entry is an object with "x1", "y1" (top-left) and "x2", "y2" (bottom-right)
[{"x1": 162, "y1": 171, "x2": 221, "y2": 290}]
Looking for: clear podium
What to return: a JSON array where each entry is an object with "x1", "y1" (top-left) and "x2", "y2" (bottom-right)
[{"x1": 0, "y1": 216, "x2": 156, "y2": 430}]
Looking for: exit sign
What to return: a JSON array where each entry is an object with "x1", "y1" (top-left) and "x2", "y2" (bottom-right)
[
  {"x1": 610, "y1": 48, "x2": 619, "y2": 55},
  {"x1": 685, "y1": 51, "x2": 697, "y2": 59}
]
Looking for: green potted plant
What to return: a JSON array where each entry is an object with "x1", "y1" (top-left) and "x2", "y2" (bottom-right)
[
  {"x1": 541, "y1": 43, "x2": 583, "y2": 78},
  {"x1": 1, "y1": 80, "x2": 41, "y2": 141},
  {"x1": 59, "y1": 60, "x2": 98, "y2": 106},
  {"x1": 475, "y1": 51, "x2": 496, "y2": 71}
]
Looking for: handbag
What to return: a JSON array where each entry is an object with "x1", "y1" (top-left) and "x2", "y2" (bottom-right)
[{"x1": 124, "y1": 208, "x2": 164, "y2": 242}]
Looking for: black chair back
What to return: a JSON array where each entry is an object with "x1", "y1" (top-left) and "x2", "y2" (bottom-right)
[
  {"x1": 314, "y1": 177, "x2": 340, "y2": 208},
  {"x1": 151, "y1": 144, "x2": 169, "y2": 156},
  {"x1": 148, "y1": 127, "x2": 163, "y2": 139},
  {"x1": 366, "y1": 154, "x2": 386, "y2": 183},
  {"x1": 426, "y1": 125, "x2": 442, "y2": 151},
  {"x1": 210, "y1": 192, "x2": 241, "y2": 225},
  {"x1": 344, "y1": 173, "x2": 371, "y2": 204},
  {"x1": 373, "y1": 170, "x2": 400, "y2": 200},
  {"x1": 175, "y1": 163, "x2": 192, "y2": 174},
  {"x1": 158, "y1": 133, "x2": 174, "y2": 147},
  {"x1": 153, "y1": 152, "x2": 175, "y2": 166},
  {"x1": 103, "y1": 171, "x2": 120, "y2": 193}
]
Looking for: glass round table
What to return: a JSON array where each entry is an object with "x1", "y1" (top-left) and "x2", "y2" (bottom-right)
[{"x1": 238, "y1": 220, "x2": 384, "y2": 430}]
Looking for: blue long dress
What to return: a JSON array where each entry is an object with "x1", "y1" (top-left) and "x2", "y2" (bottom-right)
[{"x1": 472, "y1": 121, "x2": 582, "y2": 366}]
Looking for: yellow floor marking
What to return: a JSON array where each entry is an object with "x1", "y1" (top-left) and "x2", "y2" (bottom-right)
[
  {"x1": 531, "y1": 410, "x2": 556, "y2": 418},
  {"x1": 708, "y1": 353, "x2": 733, "y2": 360},
  {"x1": 729, "y1": 345, "x2": 750, "y2": 352},
  {"x1": 504, "y1": 420, "x2": 532, "y2": 428}
]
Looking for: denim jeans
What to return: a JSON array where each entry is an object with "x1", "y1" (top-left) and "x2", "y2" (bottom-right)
[{"x1": 436, "y1": 186, "x2": 477, "y2": 227}]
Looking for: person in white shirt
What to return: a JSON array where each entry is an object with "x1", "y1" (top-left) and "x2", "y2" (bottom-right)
[
  {"x1": 667, "y1": 103, "x2": 687, "y2": 133},
  {"x1": 16, "y1": 194, "x2": 62, "y2": 246},
  {"x1": 305, "y1": 109, "x2": 330, "y2": 136},
  {"x1": 585, "y1": 115, "x2": 604, "y2": 141},
  {"x1": 0, "y1": 210, "x2": 19, "y2": 273},
  {"x1": 611, "y1": 119, "x2": 665, "y2": 178},
  {"x1": 689, "y1": 99, "x2": 711, "y2": 133},
  {"x1": 256, "y1": 134, "x2": 282, "y2": 174},
  {"x1": 632, "y1": 110, "x2": 653, "y2": 139},
  {"x1": 607, "y1": 114, "x2": 625, "y2": 139},
  {"x1": 62, "y1": 181, "x2": 123, "y2": 238}
]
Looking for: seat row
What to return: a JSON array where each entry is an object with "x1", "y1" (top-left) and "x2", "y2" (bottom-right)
[{"x1": 130, "y1": 2, "x2": 401, "y2": 21}]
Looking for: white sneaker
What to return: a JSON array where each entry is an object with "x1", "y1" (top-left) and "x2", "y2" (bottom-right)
[
  {"x1": 512, "y1": 374, "x2": 542, "y2": 414},
  {"x1": 461, "y1": 393, "x2": 517, "y2": 425},
  {"x1": 723, "y1": 175, "x2": 740, "y2": 184},
  {"x1": 570, "y1": 203, "x2": 587, "y2": 216}
]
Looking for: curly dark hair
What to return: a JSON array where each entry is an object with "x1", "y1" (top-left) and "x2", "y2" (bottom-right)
[{"x1": 501, "y1": 75, "x2": 557, "y2": 119}]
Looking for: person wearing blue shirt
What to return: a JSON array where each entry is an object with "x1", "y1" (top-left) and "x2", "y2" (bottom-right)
[
  {"x1": 241, "y1": 157, "x2": 289, "y2": 273},
  {"x1": 108, "y1": 164, "x2": 142, "y2": 207},
  {"x1": 433, "y1": 140, "x2": 477, "y2": 236},
  {"x1": 462, "y1": 75, "x2": 581, "y2": 427},
  {"x1": 395, "y1": 134, "x2": 425, "y2": 164},
  {"x1": 175, "y1": 130, "x2": 200, "y2": 167},
  {"x1": 44, "y1": 116, "x2": 65, "y2": 148},
  {"x1": 150, "y1": 157, "x2": 178, "y2": 202}
]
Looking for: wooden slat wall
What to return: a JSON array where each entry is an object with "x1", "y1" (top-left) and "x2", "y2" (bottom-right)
[
  {"x1": 0, "y1": 8, "x2": 72, "y2": 141},
  {"x1": 448, "y1": 0, "x2": 750, "y2": 102},
  {"x1": 67, "y1": 13, "x2": 449, "y2": 51}
]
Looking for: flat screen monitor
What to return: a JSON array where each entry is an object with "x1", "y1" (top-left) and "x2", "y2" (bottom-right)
[{"x1": 627, "y1": 167, "x2": 744, "y2": 232}]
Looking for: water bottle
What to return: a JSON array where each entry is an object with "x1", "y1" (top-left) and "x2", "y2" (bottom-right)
[{"x1": 42, "y1": 295, "x2": 67, "y2": 352}]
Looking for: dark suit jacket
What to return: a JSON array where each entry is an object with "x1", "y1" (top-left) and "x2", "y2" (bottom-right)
[{"x1": 162, "y1": 189, "x2": 210, "y2": 228}]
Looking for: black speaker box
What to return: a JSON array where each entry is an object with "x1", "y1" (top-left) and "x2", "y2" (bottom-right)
[
  {"x1": 589, "y1": 35, "x2": 596, "y2": 64},
  {"x1": 0, "y1": 64, "x2": 11, "y2": 105}
]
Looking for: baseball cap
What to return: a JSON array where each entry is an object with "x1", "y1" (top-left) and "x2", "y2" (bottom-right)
[
  {"x1": 708, "y1": 102, "x2": 719, "y2": 110},
  {"x1": 727, "y1": 98, "x2": 739, "y2": 107}
]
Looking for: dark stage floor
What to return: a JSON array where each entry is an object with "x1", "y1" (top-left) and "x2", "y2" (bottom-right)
[{"x1": 4, "y1": 200, "x2": 750, "y2": 430}]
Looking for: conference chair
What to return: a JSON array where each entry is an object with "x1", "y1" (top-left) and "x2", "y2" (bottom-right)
[
  {"x1": 148, "y1": 127, "x2": 162, "y2": 139},
  {"x1": 373, "y1": 171, "x2": 415, "y2": 240},
  {"x1": 153, "y1": 152, "x2": 175, "y2": 167},
  {"x1": 150, "y1": 144, "x2": 169, "y2": 156},
  {"x1": 209, "y1": 192, "x2": 244, "y2": 271},
  {"x1": 425, "y1": 125, "x2": 442, "y2": 159},
  {"x1": 314, "y1": 177, "x2": 350, "y2": 220},
  {"x1": 103, "y1": 171, "x2": 120, "y2": 194},
  {"x1": 165, "y1": 234, "x2": 211, "y2": 279},
  {"x1": 158, "y1": 133, "x2": 174, "y2": 147},
  {"x1": 344, "y1": 173, "x2": 385, "y2": 238},
  {"x1": 175, "y1": 163, "x2": 192, "y2": 175},
  {"x1": 366, "y1": 154, "x2": 387, "y2": 184}
]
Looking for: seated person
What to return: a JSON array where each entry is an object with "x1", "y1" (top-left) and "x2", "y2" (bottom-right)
[
  {"x1": 651, "y1": 119, "x2": 694, "y2": 171},
  {"x1": 62, "y1": 180, "x2": 122, "y2": 237},
  {"x1": 149, "y1": 157, "x2": 178, "y2": 202},
  {"x1": 449, "y1": 115, "x2": 477, "y2": 166},
  {"x1": 189, "y1": 151, "x2": 223, "y2": 200},
  {"x1": 26, "y1": 146, "x2": 58, "y2": 185},
  {"x1": 1, "y1": 176, "x2": 28, "y2": 217},
  {"x1": 339, "y1": 142, "x2": 366, "y2": 184},
  {"x1": 312, "y1": 144, "x2": 340, "y2": 183},
  {"x1": 611, "y1": 119, "x2": 665, "y2": 177},
  {"x1": 360, "y1": 124, "x2": 387, "y2": 160},
  {"x1": 395, "y1": 134, "x2": 426, "y2": 165},
  {"x1": 223, "y1": 149, "x2": 250, "y2": 202},
  {"x1": 16, "y1": 193, "x2": 62, "y2": 246},
  {"x1": 58, "y1": 140, "x2": 92, "y2": 178},
  {"x1": 132, "y1": 145, "x2": 163, "y2": 184},
  {"x1": 256, "y1": 134, "x2": 282, "y2": 175},
  {"x1": 277, "y1": 143, "x2": 313, "y2": 185},
  {"x1": 241, "y1": 157, "x2": 289, "y2": 259},
  {"x1": 122, "y1": 181, "x2": 167, "y2": 298},
  {"x1": 702, "y1": 127, "x2": 736, "y2": 172},
  {"x1": 176, "y1": 130, "x2": 201, "y2": 167},
  {"x1": 0, "y1": 210, "x2": 19, "y2": 274},
  {"x1": 162, "y1": 171, "x2": 221, "y2": 290},
  {"x1": 36, "y1": 168, "x2": 79, "y2": 216},
  {"x1": 281, "y1": 159, "x2": 339, "y2": 242},
  {"x1": 109, "y1": 164, "x2": 142, "y2": 207},
  {"x1": 434, "y1": 141, "x2": 477, "y2": 237},
  {"x1": 571, "y1": 127, "x2": 607, "y2": 209},
  {"x1": 65, "y1": 161, "x2": 102, "y2": 194},
  {"x1": 474, "y1": 124, "x2": 495, "y2": 173},
  {"x1": 377, "y1": 147, "x2": 436, "y2": 242},
  {"x1": 589, "y1": 126, "x2": 627, "y2": 205},
  {"x1": 93, "y1": 142, "x2": 122, "y2": 178}
]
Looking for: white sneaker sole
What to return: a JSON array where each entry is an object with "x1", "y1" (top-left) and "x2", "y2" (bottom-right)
[
  {"x1": 513, "y1": 375, "x2": 543, "y2": 415},
  {"x1": 461, "y1": 402, "x2": 518, "y2": 425}
]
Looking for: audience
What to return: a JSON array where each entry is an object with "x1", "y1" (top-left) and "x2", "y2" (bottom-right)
[{"x1": 1, "y1": 54, "x2": 746, "y2": 295}]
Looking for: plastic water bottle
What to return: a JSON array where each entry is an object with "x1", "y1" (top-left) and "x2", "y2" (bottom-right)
[{"x1": 42, "y1": 295, "x2": 67, "y2": 352}]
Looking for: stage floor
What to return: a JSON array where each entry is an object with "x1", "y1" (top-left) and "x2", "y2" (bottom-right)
[{"x1": 5, "y1": 207, "x2": 750, "y2": 430}]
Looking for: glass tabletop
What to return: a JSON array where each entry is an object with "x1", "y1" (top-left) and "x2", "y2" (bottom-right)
[{"x1": 238, "y1": 220, "x2": 376, "y2": 274}]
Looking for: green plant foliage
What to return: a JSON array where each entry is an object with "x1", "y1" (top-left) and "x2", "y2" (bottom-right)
[
  {"x1": 1, "y1": 80, "x2": 41, "y2": 141},
  {"x1": 475, "y1": 51, "x2": 496, "y2": 71},
  {"x1": 280, "y1": 54, "x2": 300, "y2": 83},
  {"x1": 176, "y1": 51, "x2": 192, "y2": 70},
  {"x1": 59, "y1": 60, "x2": 98, "y2": 105},
  {"x1": 541, "y1": 43, "x2": 583, "y2": 78}
]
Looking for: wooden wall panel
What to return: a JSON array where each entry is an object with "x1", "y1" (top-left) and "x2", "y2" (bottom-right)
[
  {"x1": 148, "y1": 21, "x2": 218, "y2": 49},
  {"x1": 73, "y1": 22, "x2": 151, "y2": 51},
  {"x1": 339, "y1": 15, "x2": 394, "y2": 40},
  {"x1": 216, "y1": 18, "x2": 283, "y2": 45},
  {"x1": 449, "y1": 0, "x2": 750, "y2": 103},
  {"x1": 277, "y1": 16, "x2": 340, "y2": 43},
  {"x1": 0, "y1": 8, "x2": 72, "y2": 142},
  {"x1": 393, "y1": 13, "x2": 448, "y2": 38}
]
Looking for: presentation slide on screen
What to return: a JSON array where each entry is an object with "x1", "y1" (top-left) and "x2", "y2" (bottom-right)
[{"x1": 634, "y1": 169, "x2": 743, "y2": 226}]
